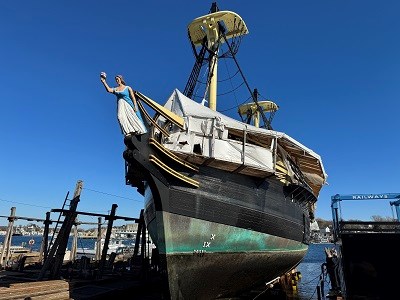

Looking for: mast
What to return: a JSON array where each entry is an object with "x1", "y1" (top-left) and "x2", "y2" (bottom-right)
[
  {"x1": 208, "y1": 2, "x2": 219, "y2": 111},
  {"x1": 253, "y1": 89, "x2": 260, "y2": 127},
  {"x1": 187, "y1": 8, "x2": 249, "y2": 111},
  {"x1": 206, "y1": 18, "x2": 219, "y2": 111}
]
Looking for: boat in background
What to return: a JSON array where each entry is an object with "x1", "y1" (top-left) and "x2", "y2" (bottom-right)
[
  {"x1": 0, "y1": 244, "x2": 31, "y2": 255},
  {"x1": 76, "y1": 238, "x2": 134, "y2": 260},
  {"x1": 123, "y1": 3, "x2": 327, "y2": 299}
]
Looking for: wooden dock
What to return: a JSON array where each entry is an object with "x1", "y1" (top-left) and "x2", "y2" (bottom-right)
[{"x1": 0, "y1": 276, "x2": 69, "y2": 300}]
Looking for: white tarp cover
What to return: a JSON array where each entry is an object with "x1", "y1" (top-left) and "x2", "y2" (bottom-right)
[{"x1": 161, "y1": 89, "x2": 327, "y2": 183}]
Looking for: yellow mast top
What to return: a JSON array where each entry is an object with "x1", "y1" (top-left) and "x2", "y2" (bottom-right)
[
  {"x1": 187, "y1": 11, "x2": 249, "y2": 111},
  {"x1": 238, "y1": 101, "x2": 279, "y2": 128}
]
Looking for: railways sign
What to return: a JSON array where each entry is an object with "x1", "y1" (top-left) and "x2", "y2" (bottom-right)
[
  {"x1": 332, "y1": 193, "x2": 400, "y2": 201},
  {"x1": 352, "y1": 194, "x2": 389, "y2": 200}
]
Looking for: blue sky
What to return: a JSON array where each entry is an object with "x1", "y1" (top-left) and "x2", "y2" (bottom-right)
[{"x1": 1, "y1": 0, "x2": 400, "y2": 228}]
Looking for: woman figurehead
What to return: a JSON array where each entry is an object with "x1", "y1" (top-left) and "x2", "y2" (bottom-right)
[
  {"x1": 115, "y1": 75, "x2": 126, "y2": 85},
  {"x1": 100, "y1": 71, "x2": 147, "y2": 135}
]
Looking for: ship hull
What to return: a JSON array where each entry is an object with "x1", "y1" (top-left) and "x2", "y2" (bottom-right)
[
  {"x1": 148, "y1": 210, "x2": 307, "y2": 299},
  {"x1": 123, "y1": 135, "x2": 314, "y2": 298},
  {"x1": 166, "y1": 249, "x2": 306, "y2": 299},
  {"x1": 120, "y1": 4, "x2": 327, "y2": 297}
]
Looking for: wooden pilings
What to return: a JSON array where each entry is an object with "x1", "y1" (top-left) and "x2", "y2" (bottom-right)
[
  {"x1": 70, "y1": 219, "x2": 78, "y2": 262},
  {"x1": 95, "y1": 217, "x2": 102, "y2": 261},
  {"x1": 0, "y1": 207, "x2": 16, "y2": 268},
  {"x1": 38, "y1": 180, "x2": 83, "y2": 280},
  {"x1": 98, "y1": 204, "x2": 118, "y2": 278},
  {"x1": 39, "y1": 212, "x2": 51, "y2": 262}
]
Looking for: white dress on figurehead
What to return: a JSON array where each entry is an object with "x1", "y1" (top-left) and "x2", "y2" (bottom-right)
[{"x1": 114, "y1": 86, "x2": 147, "y2": 135}]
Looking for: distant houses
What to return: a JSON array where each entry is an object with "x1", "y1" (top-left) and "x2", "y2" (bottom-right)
[
  {"x1": 0, "y1": 223, "x2": 140, "y2": 239},
  {"x1": 310, "y1": 220, "x2": 333, "y2": 243},
  {"x1": 320, "y1": 226, "x2": 332, "y2": 242}
]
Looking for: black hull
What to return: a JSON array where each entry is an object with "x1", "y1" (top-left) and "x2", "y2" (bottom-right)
[
  {"x1": 124, "y1": 133, "x2": 315, "y2": 299},
  {"x1": 165, "y1": 249, "x2": 306, "y2": 299}
]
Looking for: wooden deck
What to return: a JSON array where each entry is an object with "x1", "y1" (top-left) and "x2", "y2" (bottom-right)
[{"x1": 0, "y1": 269, "x2": 165, "y2": 300}]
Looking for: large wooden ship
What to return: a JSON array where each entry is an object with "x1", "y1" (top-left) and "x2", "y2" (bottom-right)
[{"x1": 123, "y1": 3, "x2": 327, "y2": 299}]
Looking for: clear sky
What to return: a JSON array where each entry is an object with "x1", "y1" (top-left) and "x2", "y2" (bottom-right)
[{"x1": 1, "y1": 0, "x2": 400, "y2": 228}]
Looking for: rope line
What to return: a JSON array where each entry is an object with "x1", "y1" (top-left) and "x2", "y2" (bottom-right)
[
  {"x1": 0, "y1": 197, "x2": 52, "y2": 209},
  {"x1": 251, "y1": 285, "x2": 272, "y2": 300},
  {"x1": 82, "y1": 187, "x2": 142, "y2": 202}
]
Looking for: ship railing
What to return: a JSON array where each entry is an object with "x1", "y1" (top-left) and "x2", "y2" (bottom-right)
[
  {"x1": 131, "y1": 92, "x2": 200, "y2": 188},
  {"x1": 135, "y1": 91, "x2": 185, "y2": 136},
  {"x1": 133, "y1": 90, "x2": 323, "y2": 195}
]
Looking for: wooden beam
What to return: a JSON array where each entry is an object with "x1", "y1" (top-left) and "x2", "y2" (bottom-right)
[{"x1": 135, "y1": 91, "x2": 185, "y2": 130}]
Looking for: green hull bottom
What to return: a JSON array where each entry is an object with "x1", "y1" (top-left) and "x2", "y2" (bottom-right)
[{"x1": 148, "y1": 212, "x2": 308, "y2": 299}]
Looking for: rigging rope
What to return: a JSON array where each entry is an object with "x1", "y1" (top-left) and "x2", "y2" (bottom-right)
[
  {"x1": 196, "y1": 68, "x2": 240, "y2": 85},
  {"x1": 217, "y1": 81, "x2": 245, "y2": 97},
  {"x1": 193, "y1": 65, "x2": 209, "y2": 101},
  {"x1": 223, "y1": 56, "x2": 240, "y2": 109},
  {"x1": 220, "y1": 29, "x2": 272, "y2": 129},
  {"x1": 219, "y1": 95, "x2": 252, "y2": 113}
]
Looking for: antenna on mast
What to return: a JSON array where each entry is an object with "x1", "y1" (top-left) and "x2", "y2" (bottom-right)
[{"x1": 210, "y1": 2, "x2": 219, "y2": 13}]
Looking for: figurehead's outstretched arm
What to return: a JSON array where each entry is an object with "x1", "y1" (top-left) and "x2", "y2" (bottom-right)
[{"x1": 100, "y1": 73, "x2": 113, "y2": 93}]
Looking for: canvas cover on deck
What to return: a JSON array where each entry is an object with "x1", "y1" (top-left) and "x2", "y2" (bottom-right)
[{"x1": 160, "y1": 89, "x2": 327, "y2": 194}]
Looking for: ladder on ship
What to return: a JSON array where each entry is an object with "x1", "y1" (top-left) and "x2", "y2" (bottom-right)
[{"x1": 183, "y1": 40, "x2": 208, "y2": 99}]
